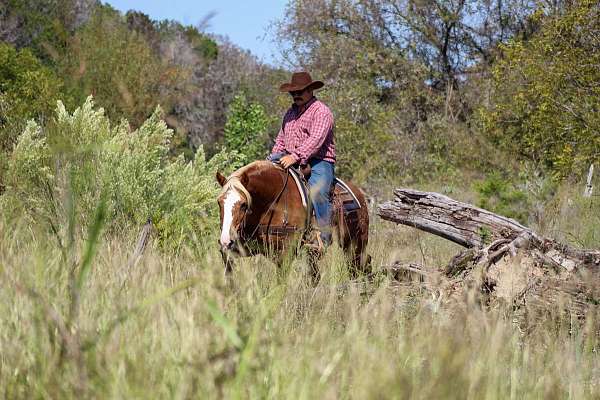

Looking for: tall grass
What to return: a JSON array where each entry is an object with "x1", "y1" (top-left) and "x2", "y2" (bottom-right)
[
  {"x1": 1, "y1": 98, "x2": 598, "y2": 398},
  {"x1": 1, "y1": 199, "x2": 598, "y2": 399}
]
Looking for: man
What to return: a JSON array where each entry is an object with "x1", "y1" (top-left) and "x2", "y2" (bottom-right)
[{"x1": 267, "y1": 71, "x2": 336, "y2": 246}]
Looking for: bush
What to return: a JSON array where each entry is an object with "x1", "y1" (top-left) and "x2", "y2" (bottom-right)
[
  {"x1": 223, "y1": 94, "x2": 271, "y2": 164},
  {"x1": 479, "y1": 0, "x2": 600, "y2": 179},
  {"x1": 1, "y1": 97, "x2": 241, "y2": 248},
  {"x1": 475, "y1": 173, "x2": 529, "y2": 223},
  {"x1": 0, "y1": 42, "x2": 64, "y2": 184}
]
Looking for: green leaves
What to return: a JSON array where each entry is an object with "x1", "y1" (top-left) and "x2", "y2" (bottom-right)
[
  {"x1": 480, "y1": 1, "x2": 600, "y2": 179},
  {"x1": 3, "y1": 97, "x2": 236, "y2": 248},
  {"x1": 223, "y1": 94, "x2": 271, "y2": 164},
  {"x1": 0, "y1": 42, "x2": 63, "y2": 150}
]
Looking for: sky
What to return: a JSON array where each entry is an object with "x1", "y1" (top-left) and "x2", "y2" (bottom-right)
[{"x1": 103, "y1": 0, "x2": 287, "y2": 65}]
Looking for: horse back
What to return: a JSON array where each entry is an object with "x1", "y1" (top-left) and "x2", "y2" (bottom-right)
[{"x1": 331, "y1": 179, "x2": 369, "y2": 260}]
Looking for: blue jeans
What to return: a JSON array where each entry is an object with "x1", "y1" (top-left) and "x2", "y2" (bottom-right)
[{"x1": 308, "y1": 159, "x2": 335, "y2": 238}]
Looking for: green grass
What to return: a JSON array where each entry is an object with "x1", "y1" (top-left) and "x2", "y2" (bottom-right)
[{"x1": 0, "y1": 183, "x2": 598, "y2": 399}]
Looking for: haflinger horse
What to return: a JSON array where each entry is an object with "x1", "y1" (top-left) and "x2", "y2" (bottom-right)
[{"x1": 216, "y1": 160, "x2": 370, "y2": 279}]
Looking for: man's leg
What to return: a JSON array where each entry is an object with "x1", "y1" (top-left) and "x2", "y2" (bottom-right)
[{"x1": 308, "y1": 159, "x2": 335, "y2": 246}]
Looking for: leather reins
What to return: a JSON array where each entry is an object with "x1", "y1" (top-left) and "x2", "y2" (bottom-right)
[{"x1": 241, "y1": 168, "x2": 291, "y2": 241}]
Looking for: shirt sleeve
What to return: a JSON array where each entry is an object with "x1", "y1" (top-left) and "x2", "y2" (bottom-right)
[
  {"x1": 291, "y1": 110, "x2": 333, "y2": 165},
  {"x1": 271, "y1": 125, "x2": 285, "y2": 154}
]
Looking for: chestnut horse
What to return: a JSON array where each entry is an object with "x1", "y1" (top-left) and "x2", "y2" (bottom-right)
[{"x1": 216, "y1": 160, "x2": 370, "y2": 277}]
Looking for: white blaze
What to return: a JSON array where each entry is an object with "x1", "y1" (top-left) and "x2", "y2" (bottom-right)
[{"x1": 220, "y1": 189, "x2": 242, "y2": 247}]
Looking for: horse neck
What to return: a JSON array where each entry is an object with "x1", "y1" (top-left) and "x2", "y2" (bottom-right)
[{"x1": 245, "y1": 166, "x2": 289, "y2": 212}]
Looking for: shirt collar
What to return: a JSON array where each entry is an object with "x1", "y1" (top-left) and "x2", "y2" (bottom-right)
[{"x1": 292, "y1": 96, "x2": 317, "y2": 115}]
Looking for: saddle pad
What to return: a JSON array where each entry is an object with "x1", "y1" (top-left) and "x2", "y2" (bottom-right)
[
  {"x1": 288, "y1": 168, "x2": 309, "y2": 208},
  {"x1": 334, "y1": 178, "x2": 362, "y2": 212},
  {"x1": 285, "y1": 166, "x2": 361, "y2": 212}
]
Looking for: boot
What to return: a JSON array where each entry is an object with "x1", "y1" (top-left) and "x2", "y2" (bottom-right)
[{"x1": 304, "y1": 227, "x2": 332, "y2": 254}]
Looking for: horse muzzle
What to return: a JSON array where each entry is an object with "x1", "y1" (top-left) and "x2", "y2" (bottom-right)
[{"x1": 220, "y1": 240, "x2": 236, "y2": 252}]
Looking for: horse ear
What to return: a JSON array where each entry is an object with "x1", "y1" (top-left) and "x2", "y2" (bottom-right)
[{"x1": 216, "y1": 171, "x2": 227, "y2": 187}]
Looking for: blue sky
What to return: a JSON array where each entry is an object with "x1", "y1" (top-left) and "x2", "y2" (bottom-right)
[{"x1": 103, "y1": 0, "x2": 287, "y2": 65}]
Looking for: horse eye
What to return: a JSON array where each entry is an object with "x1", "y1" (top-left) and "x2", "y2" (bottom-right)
[{"x1": 240, "y1": 204, "x2": 247, "y2": 210}]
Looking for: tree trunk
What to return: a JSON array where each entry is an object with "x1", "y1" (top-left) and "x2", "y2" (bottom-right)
[
  {"x1": 377, "y1": 188, "x2": 600, "y2": 270},
  {"x1": 377, "y1": 188, "x2": 600, "y2": 317}
]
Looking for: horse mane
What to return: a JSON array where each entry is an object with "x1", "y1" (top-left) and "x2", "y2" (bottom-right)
[{"x1": 219, "y1": 161, "x2": 281, "y2": 208}]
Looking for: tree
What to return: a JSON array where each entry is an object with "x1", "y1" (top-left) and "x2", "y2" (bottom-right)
[
  {"x1": 0, "y1": 0, "x2": 97, "y2": 61},
  {"x1": 276, "y1": 0, "x2": 545, "y2": 92},
  {"x1": 223, "y1": 94, "x2": 271, "y2": 164},
  {"x1": 0, "y1": 42, "x2": 64, "y2": 188},
  {"x1": 59, "y1": 6, "x2": 184, "y2": 128},
  {"x1": 480, "y1": 0, "x2": 600, "y2": 179}
]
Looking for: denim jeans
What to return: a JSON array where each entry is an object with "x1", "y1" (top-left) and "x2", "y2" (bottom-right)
[{"x1": 308, "y1": 159, "x2": 335, "y2": 245}]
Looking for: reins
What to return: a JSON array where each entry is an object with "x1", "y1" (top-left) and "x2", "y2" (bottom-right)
[{"x1": 242, "y1": 168, "x2": 290, "y2": 241}]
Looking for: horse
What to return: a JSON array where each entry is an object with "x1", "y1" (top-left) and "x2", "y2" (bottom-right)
[{"x1": 216, "y1": 160, "x2": 370, "y2": 278}]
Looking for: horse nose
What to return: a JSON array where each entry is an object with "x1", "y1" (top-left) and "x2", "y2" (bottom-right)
[{"x1": 219, "y1": 239, "x2": 235, "y2": 251}]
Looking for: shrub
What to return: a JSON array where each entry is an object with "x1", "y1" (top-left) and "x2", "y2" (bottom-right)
[
  {"x1": 223, "y1": 94, "x2": 271, "y2": 164},
  {"x1": 479, "y1": 0, "x2": 600, "y2": 179},
  {"x1": 475, "y1": 173, "x2": 529, "y2": 223},
  {"x1": 1, "y1": 97, "x2": 241, "y2": 248},
  {"x1": 0, "y1": 42, "x2": 64, "y2": 185}
]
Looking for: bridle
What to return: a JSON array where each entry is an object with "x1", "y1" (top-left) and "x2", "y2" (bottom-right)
[
  {"x1": 220, "y1": 167, "x2": 291, "y2": 243},
  {"x1": 242, "y1": 169, "x2": 290, "y2": 241}
]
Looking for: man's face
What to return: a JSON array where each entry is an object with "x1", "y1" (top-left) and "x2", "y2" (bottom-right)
[{"x1": 289, "y1": 88, "x2": 313, "y2": 107}]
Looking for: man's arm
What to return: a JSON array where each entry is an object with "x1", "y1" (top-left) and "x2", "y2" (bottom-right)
[
  {"x1": 271, "y1": 125, "x2": 285, "y2": 154},
  {"x1": 290, "y1": 110, "x2": 333, "y2": 165}
]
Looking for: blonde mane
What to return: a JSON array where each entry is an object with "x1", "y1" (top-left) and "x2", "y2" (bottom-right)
[{"x1": 219, "y1": 161, "x2": 280, "y2": 208}]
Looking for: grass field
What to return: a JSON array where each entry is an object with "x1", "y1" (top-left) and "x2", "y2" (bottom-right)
[{"x1": 0, "y1": 184, "x2": 599, "y2": 399}]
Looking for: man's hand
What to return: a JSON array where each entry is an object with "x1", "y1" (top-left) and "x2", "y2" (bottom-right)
[{"x1": 279, "y1": 154, "x2": 298, "y2": 169}]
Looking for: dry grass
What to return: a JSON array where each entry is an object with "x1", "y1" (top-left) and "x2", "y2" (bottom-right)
[{"x1": 0, "y1": 183, "x2": 598, "y2": 399}]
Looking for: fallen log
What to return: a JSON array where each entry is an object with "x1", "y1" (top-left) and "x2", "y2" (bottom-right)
[
  {"x1": 378, "y1": 188, "x2": 532, "y2": 248},
  {"x1": 377, "y1": 188, "x2": 600, "y2": 270},
  {"x1": 377, "y1": 188, "x2": 600, "y2": 318}
]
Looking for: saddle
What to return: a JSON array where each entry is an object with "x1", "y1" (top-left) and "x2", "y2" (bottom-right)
[
  {"x1": 257, "y1": 161, "x2": 362, "y2": 243},
  {"x1": 287, "y1": 165, "x2": 362, "y2": 221}
]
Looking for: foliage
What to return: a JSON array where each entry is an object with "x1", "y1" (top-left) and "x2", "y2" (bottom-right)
[
  {"x1": 223, "y1": 94, "x2": 271, "y2": 164},
  {"x1": 0, "y1": 42, "x2": 64, "y2": 187},
  {"x1": 183, "y1": 25, "x2": 218, "y2": 60},
  {"x1": 475, "y1": 173, "x2": 529, "y2": 223},
  {"x1": 480, "y1": 0, "x2": 600, "y2": 179},
  {"x1": 276, "y1": 0, "x2": 542, "y2": 92},
  {"x1": 321, "y1": 84, "x2": 396, "y2": 182},
  {"x1": 0, "y1": 0, "x2": 84, "y2": 61},
  {"x1": 59, "y1": 6, "x2": 186, "y2": 128},
  {"x1": 1, "y1": 97, "x2": 238, "y2": 247},
  {"x1": 0, "y1": 42, "x2": 64, "y2": 145}
]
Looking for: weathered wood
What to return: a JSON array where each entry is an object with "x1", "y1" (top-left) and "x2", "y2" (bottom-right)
[
  {"x1": 584, "y1": 163, "x2": 594, "y2": 197},
  {"x1": 377, "y1": 188, "x2": 531, "y2": 248},
  {"x1": 125, "y1": 219, "x2": 153, "y2": 269},
  {"x1": 377, "y1": 188, "x2": 600, "y2": 270},
  {"x1": 377, "y1": 188, "x2": 600, "y2": 318}
]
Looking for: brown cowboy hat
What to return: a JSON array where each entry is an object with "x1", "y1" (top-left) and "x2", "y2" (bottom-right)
[{"x1": 279, "y1": 71, "x2": 324, "y2": 93}]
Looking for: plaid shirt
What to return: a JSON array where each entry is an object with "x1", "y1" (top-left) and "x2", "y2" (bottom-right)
[{"x1": 271, "y1": 97, "x2": 336, "y2": 165}]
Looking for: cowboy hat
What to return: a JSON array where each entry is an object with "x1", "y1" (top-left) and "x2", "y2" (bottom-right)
[{"x1": 279, "y1": 72, "x2": 324, "y2": 93}]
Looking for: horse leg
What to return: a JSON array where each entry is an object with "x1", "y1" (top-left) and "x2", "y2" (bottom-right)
[
  {"x1": 351, "y1": 248, "x2": 372, "y2": 277},
  {"x1": 220, "y1": 249, "x2": 235, "y2": 275}
]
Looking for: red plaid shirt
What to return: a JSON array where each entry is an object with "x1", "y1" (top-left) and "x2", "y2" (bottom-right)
[{"x1": 271, "y1": 97, "x2": 336, "y2": 165}]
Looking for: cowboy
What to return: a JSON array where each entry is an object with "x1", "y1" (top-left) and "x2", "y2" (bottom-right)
[{"x1": 267, "y1": 71, "x2": 336, "y2": 246}]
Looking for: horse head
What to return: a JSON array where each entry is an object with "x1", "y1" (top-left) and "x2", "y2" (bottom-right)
[{"x1": 216, "y1": 170, "x2": 252, "y2": 254}]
